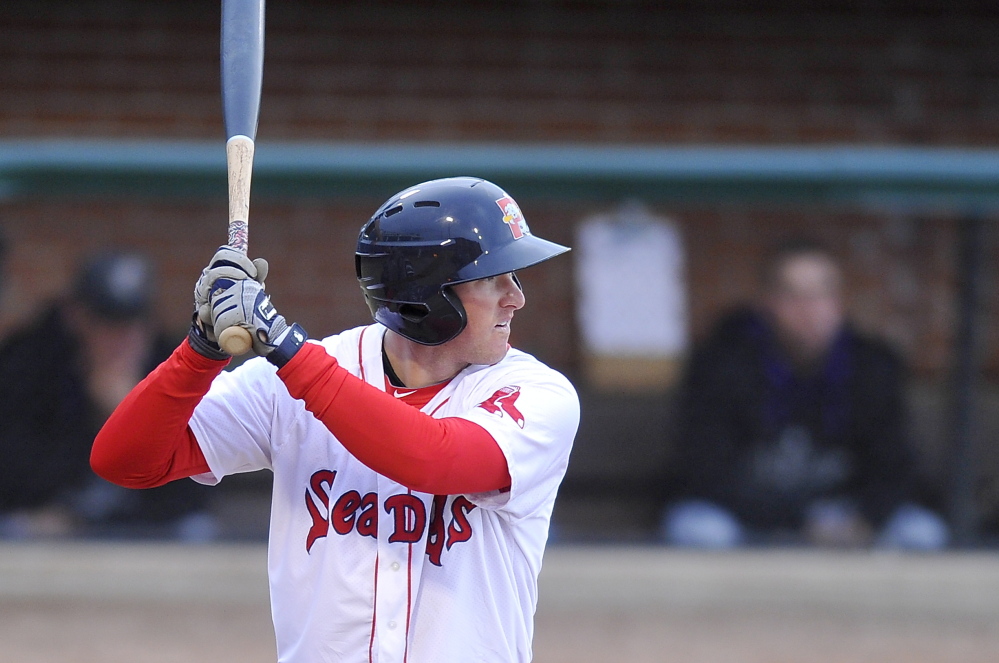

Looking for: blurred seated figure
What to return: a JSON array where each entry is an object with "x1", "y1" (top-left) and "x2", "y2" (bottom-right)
[
  {"x1": 0, "y1": 250, "x2": 217, "y2": 541},
  {"x1": 662, "y1": 238, "x2": 948, "y2": 550}
]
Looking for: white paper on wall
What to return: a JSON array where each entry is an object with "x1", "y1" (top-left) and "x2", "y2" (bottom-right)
[{"x1": 574, "y1": 202, "x2": 688, "y2": 356}]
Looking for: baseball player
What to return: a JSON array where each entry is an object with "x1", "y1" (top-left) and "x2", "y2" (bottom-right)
[{"x1": 91, "y1": 177, "x2": 580, "y2": 662}]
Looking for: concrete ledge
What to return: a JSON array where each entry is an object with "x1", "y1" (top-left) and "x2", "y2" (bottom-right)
[
  {"x1": 3, "y1": 542, "x2": 999, "y2": 620},
  {"x1": 537, "y1": 547, "x2": 999, "y2": 621},
  {"x1": 0, "y1": 542, "x2": 269, "y2": 604},
  {"x1": 4, "y1": 543, "x2": 999, "y2": 662}
]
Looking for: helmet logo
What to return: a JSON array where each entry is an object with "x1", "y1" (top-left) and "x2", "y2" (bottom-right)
[{"x1": 495, "y1": 196, "x2": 529, "y2": 240}]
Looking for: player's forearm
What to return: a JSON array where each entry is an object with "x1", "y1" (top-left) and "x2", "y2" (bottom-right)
[
  {"x1": 90, "y1": 339, "x2": 221, "y2": 488},
  {"x1": 278, "y1": 343, "x2": 511, "y2": 494}
]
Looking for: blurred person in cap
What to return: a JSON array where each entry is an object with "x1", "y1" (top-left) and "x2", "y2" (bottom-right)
[
  {"x1": 0, "y1": 249, "x2": 217, "y2": 540},
  {"x1": 661, "y1": 238, "x2": 949, "y2": 550}
]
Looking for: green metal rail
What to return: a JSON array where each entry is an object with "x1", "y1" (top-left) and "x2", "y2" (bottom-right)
[{"x1": 3, "y1": 139, "x2": 999, "y2": 209}]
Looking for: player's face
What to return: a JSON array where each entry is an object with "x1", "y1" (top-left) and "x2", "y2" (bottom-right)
[{"x1": 448, "y1": 273, "x2": 526, "y2": 366}]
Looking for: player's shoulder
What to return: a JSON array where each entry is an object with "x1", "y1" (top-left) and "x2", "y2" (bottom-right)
[
  {"x1": 309, "y1": 324, "x2": 382, "y2": 369},
  {"x1": 494, "y1": 346, "x2": 570, "y2": 378},
  {"x1": 464, "y1": 347, "x2": 577, "y2": 399},
  {"x1": 500, "y1": 346, "x2": 567, "y2": 374},
  {"x1": 222, "y1": 325, "x2": 375, "y2": 384},
  {"x1": 457, "y1": 349, "x2": 580, "y2": 435},
  {"x1": 312, "y1": 324, "x2": 370, "y2": 349}
]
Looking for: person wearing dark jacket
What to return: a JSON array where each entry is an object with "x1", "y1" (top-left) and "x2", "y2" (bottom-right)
[
  {"x1": 663, "y1": 239, "x2": 948, "y2": 549},
  {"x1": 0, "y1": 251, "x2": 216, "y2": 540}
]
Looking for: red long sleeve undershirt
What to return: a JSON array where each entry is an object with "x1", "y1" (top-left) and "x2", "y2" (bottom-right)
[{"x1": 91, "y1": 339, "x2": 511, "y2": 495}]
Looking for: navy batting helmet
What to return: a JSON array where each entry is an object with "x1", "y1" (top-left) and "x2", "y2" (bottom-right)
[{"x1": 356, "y1": 177, "x2": 570, "y2": 345}]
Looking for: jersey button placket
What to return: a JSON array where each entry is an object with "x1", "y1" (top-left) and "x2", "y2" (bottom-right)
[
  {"x1": 375, "y1": 478, "x2": 417, "y2": 662},
  {"x1": 376, "y1": 550, "x2": 409, "y2": 658}
]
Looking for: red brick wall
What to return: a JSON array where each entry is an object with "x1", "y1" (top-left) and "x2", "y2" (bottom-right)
[
  {"x1": 6, "y1": 0, "x2": 999, "y2": 143},
  {"x1": 1, "y1": 0, "x2": 998, "y2": 380}
]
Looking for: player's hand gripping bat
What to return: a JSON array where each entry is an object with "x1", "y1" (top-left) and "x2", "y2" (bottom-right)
[{"x1": 218, "y1": 0, "x2": 265, "y2": 355}]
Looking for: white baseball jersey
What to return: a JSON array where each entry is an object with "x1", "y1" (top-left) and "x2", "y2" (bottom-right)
[{"x1": 188, "y1": 323, "x2": 579, "y2": 663}]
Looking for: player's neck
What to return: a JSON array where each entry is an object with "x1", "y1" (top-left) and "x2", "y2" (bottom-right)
[{"x1": 382, "y1": 331, "x2": 469, "y2": 389}]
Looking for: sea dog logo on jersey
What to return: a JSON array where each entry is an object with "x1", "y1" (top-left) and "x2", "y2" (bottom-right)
[
  {"x1": 477, "y1": 386, "x2": 526, "y2": 428},
  {"x1": 304, "y1": 469, "x2": 477, "y2": 564},
  {"x1": 495, "y1": 196, "x2": 529, "y2": 240}
]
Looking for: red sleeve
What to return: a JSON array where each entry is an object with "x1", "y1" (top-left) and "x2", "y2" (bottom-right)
[
  {"x1": 277, "y1": 343, "x2": 511, "y2": 495},
  {"x1": 90, "y1": 340, "x2": 224, "y2": 489}
]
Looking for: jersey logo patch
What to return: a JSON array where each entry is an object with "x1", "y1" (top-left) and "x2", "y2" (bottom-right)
[
  {"x1": 477, "y1": 386, "x2": 525, "y2": 428},
  {"x1": 495, "y1": 196, "x2": 529, "y2": 240}
]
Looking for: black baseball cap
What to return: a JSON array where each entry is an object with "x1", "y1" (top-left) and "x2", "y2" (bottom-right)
[{"x1": 73, "y1": 251, "x2": 152, "y2": 321}]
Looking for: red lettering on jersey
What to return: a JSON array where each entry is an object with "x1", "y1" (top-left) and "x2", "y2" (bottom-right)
[
  {"x1": 477, "y1": 386, "x2": 526, "y2": 428},
  {"x1": 385, "y1": 494, "x2": 427, "y2": 544},
  {"x1": 425, "y1": 494, "x2": 448, "y2": 566},
  {"x1": 446, "y1": 496, "x2": 477, "y2": 549},
  {"x1": 303, "y1": 470, "x2": 478, "y2": 562},
  {"x1": 331, "y1": 490, "x2": 362, "y2": 535},
  {"x1": 356, "y1": 492, "x2": 379, "y2": 538},
  {"x1": 305, "y1": 470, "x2": 337, "y2": 553}
]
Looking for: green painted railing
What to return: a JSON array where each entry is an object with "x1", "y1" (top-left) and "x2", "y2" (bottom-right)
[{"x1": 3, "y1": 140, "x2": 999, "y2": 209}]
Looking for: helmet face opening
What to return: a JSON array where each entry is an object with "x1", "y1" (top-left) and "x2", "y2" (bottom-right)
[{"x1": 356, "y1": 177, "x2": 569, "y2": 346}]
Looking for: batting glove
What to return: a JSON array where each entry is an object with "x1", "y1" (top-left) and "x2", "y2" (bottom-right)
[
  {"x1": 208, "y1": 278, "x2": 307, "y2": 365},
  {"x1": 194, "y1": 245, "x2": 269, "y2": 337}
]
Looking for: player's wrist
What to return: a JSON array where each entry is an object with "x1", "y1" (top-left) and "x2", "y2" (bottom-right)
[
  {"x1": 188, "y1": 314, "x2": 230, "y2": 361},
  {"x1": 267, "y1": 323, "x2": 309, "y2": 368}
]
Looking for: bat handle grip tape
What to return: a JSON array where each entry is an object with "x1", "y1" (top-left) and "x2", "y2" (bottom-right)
[
  {"x1": 226, "y1": 135, "x2": 254, "y2": 252},
  {"x1": 221, "y1": 134, "x2": 255, "y2": 355}
]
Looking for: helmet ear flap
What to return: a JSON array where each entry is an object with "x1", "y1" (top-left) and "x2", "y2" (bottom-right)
[
  {"x1": 372, "y1": 287, "x2": 468, "y2": 346},
  {"x1": 398, "y1": 303, "x2": 430, "y2": 323},
  {"x1": 421, "y1": 287, "x2": 466, "y2": 345},
  {"x1": 390, "y1": 287, "x2": 465, "y2": 345}
]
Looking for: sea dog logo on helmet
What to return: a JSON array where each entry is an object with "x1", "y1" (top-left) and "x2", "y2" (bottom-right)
[{"x1": 495, "y1": 196, "x2": 529, "y2": 240}]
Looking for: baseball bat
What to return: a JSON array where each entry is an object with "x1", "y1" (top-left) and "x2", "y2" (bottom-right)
[{"x1": 218, "y1": 0, "x2": 265, "y2": 355}]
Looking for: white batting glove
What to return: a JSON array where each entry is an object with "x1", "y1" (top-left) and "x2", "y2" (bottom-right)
[
  {"x1": 209, "y1": 277, "x2": 292, "y2": 357},
  {"x1": 194, "y1": 246, "x2": 269, "y2": 337}
]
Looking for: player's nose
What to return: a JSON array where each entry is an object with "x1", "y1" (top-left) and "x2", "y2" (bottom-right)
[{"x1": 499, "y1": 273, "x2": 525, "y2": 310}]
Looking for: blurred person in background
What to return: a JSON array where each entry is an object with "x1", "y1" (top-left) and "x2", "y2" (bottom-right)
[
  {"x1": 0, "y1": 250, "x2": 217, "y2": 541},
  {"x1": 662, "y1": 238, "x2": 948, "y2": 550}
]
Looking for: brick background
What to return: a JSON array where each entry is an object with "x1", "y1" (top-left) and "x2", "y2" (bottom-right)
[
  {"x1": 0, "y1": 0, "x2": 997, "y2": 381},
  {"x1": 6, "y1": 0, "x2": 999, "y2": 144}
]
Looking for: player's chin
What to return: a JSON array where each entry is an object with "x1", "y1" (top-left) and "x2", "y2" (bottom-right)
[
  {"x1": 482, "y1": 332, "x2": 511, "y2": 364},
  {"x1": 483, "y1": 347, "x2": 510, "y2": 365}
]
